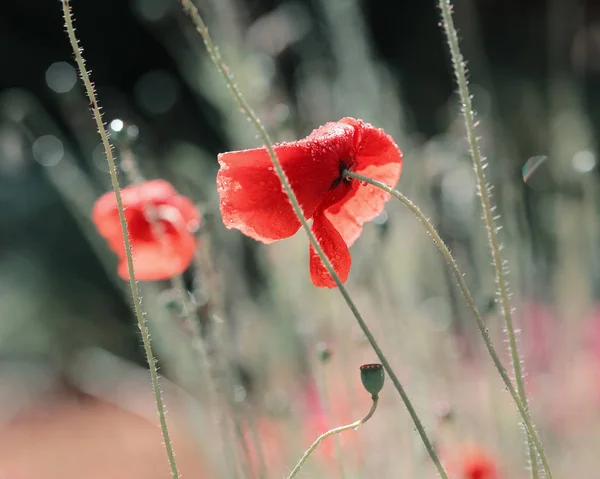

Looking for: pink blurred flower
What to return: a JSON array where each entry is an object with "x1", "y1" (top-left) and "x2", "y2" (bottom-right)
[{"x1": 444, "y1": 442, "x2": 499, "y2": 479}]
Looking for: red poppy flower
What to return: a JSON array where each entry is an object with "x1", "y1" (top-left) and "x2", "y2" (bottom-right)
[
  {"x1": 217, "y1": 117, "x2": 402, "y2": 287},
  {"x1": 92, "y1": 180, "x2": 200, "y2": 281},
  {"x1": 445, "y1": 443, "x2": 499, "y2": 479}
]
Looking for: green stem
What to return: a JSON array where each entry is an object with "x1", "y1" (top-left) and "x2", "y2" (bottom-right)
[
  {"x1": 177, "y1": 1, "x2": 448, "y2": 477},
  {"x1": 345, "y1": 170, "x2": 552, "y2": 478},
  {"x1": 286, "y1": 396, "x2": 379, "y2": 479},
  {"x1": 436, "y1": 2, "x2": 540, "y2": 478},
  {"x1": 61, "y1": 2, "x2": 179, "y2": 478},
  {"x1": 119, "y1": 148, "x2": 202, "y2": 323},
  {"x1": 120, "y1": 146, "x2": 246, "y2": 478}
]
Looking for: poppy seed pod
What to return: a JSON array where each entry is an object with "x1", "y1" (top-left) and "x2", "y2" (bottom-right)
[{"x1": 360, "y1": 363, "x2": 385, "y2": 397}]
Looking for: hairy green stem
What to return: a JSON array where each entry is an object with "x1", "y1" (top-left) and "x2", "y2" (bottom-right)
[
  {"x1": 118, "y1": 148, "x2": 203, "y2": 322},
  {"x1": 437, "y1": 1, "x2": 541, "y2": 477},
  {"x1": 286, "y1": 396, "x2": 379, "y2": 479},
  {"x1": 120, "y1": 147, "x2": 246, "y2": 478},
  {"x1": 61, "y1": 2, "x2": 179, "y2": 478},
  {"x1": 177, "y1": 1, "x2": 448, "y2": 477},
  {"x1": 345, "y1": 170, "x2": 552, "y2": 478}
]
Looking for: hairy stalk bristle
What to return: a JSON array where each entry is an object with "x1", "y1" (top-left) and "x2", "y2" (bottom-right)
[
  {"x1": 60, "y1": 2, "x2": 180, "y2": 477},
  {"x1": 437, "y1": 1, "x2": 550, "y2": 477}
]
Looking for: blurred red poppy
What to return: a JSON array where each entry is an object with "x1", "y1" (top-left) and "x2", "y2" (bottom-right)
[
  {"x1": 445, "y1": 443, "x2": 499, "y2": 479},
  {"x1": 217, "y1": 117, "x2": 402, "y2": 287},
  {"x1": 92, "y1": 180, "x2": 200, "y2": 281}
]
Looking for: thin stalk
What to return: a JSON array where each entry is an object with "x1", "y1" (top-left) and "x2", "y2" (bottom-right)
[
  {"x1": 345, "y1": 170, "x2": 552, "y2": 478},
  {"x1": 61, "y1": 2, "x2": 179, "y2": 478},
  {"x1": 120, "y1": 146, "x2": 246, "y2": 479},
  {"x1": 286, "y1": 396, "x2": 379, "y2": 479},
  {"x1": 437, "y1": 1, "x2": 539, "y2": 477},
  {"x1": 177, "y1": 1, "x2": 448, "y2": 477},
  {"x1": 118, "y1": 147, "x2": 202, "y2": 321}
]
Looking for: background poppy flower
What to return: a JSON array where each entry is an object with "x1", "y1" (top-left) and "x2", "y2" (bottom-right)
[
  {"x1": 217, "y1": 117, "x2": 402, "y2": 288},
  {"x1": 92, "y1": 180, "x2": 200, "y2": 281},
  {"x1": 444, "y1": 442, "x2": 499, "y2": 479}
]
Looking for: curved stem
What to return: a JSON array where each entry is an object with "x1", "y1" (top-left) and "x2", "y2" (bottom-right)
[
  {"x1": 345, "y1": 170, "x2": 553, "y2": 478},
  {"x1": 286, "y1": 396, "x2": 379, "y2": 479},
  {"x1": 61, "y1": 2, "x2": 179, "y2": 478},
  {"x1": 178, "y1": 1, "x2": 448, "y2": 477},
  {"x1": 436, "y1": 2, "x2": 539, "y2": 477}
]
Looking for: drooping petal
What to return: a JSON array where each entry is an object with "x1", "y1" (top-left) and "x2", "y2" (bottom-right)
[
  {"x1": 324, "y1": 118, "x2": 402, "y2": 246},
  {"x1": 117, "y1": 230, "x2": 197, "y2": 281},
  {"x1": 309, "y1": 212, "x2": 351, "y2": 288},
  {"x1": 93, "y1": 180, "x2": 177, "y2": 217},
  {"x1": 216, "y1": 121, "x2": 355, "y2": 243}
]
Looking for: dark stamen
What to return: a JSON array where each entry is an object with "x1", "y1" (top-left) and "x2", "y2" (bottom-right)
[{"x1": 329, "y1": 161, "x2": 352, "y2": 190}]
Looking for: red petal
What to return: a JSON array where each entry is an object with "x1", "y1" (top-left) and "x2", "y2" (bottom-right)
[
  {"x1": 170, "y1": 195, "x2": 201, "y2": 229},
  {"x1": 93, "y1": 180, "x2": 177, "y2": 219},
  {"x1": 325, "y1": 118, "x2": 402, "y2": 246},
  {"x1": 92, "y1": 180, "x2": 199, "y2": 243},
  {"x1": 216, "y1": 121, "x2": 355, "y2": 243},
  {"x1": 309, "y1": 213, "x2": 351, "y2": 288},
  {"x1": 117, "y1": 233, "x2": 197, "y2": 281}
]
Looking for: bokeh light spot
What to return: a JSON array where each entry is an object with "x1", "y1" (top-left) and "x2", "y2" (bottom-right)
[
  {"x1": 134, "y1": 70, "x2": 178, "y2": 115},
  {"x1": 32, "y1": 135, "x2": 64, "y2": 167},
  {"x1": 109, "y1": 119, "x2": 124, "y2": 133},
  {"x1": 45, "y1": 62, "x2": 77, "y2": 94},
  {"x1": 133, "y1": 0, "x2": 172, "y2": 22},
  {"x1": 126, "y1": 124, "x2": 140, "y2": 140},
  {"x1": 572, "y1": 150, "x2": 596, "y2": 173}
]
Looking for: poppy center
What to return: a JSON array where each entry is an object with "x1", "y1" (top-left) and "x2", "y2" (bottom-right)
[
  {"x1": 329, "y1": 160, "x2": 353, "y2": 190},
  {"x1": 128, "y1": 209, "x2": 177, "y2": 244},
  {"x1": 317, "y1": 160, "x2": 356, "y2": 211}
]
